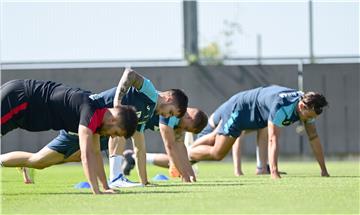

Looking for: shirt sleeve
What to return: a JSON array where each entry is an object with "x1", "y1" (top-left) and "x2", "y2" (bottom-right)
[
  {"x1": 136, "y1": 123, "x2": 146, "y2": 133},
  {"x1": 139, "y1": 78, "x2": 158, "y2": 103},
  {"x1": 159, "y1": 116, "x2": 180, "y2": 128},
  {"x1": 268, "y1": 102, "x2": 285, "y2": 127},
  {"x1": 79, "y1": 105, "x2": 107, "y2": 133},
  {"x1": 269, "y1": 109, "x2": 287, "y2": 127},
  {"x1": 305, "y1": 118, "x2": 316, "y2": 124}
]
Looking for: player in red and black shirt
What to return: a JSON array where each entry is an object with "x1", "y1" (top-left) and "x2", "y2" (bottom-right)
[{"x1": 1, "y1": 79, "x2": 138, "y2": 194}]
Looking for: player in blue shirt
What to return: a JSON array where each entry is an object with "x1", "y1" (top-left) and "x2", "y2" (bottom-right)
[
  {"x1": 107, "y1": 68, "x2": 188, "y2": 186},
  {"x1": 122, "y1": 107, "x2": 208, "y2": 181},
  {"x1": 188, "y1": 85, "x2": 330, "y2": 179},
  {"x1": 0, "y1": 79, "x2": 138, "y2": 194}
]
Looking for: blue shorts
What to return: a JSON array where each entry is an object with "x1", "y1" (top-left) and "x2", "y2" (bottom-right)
[
  {"x1": 198, "y1": 102, "x2": 264, "y2": 139},
  {"x1": 47, "y1": 130, "x2": 109, "y2": 158},
  {"x1": 196, "y1": 123, "x2": 214, "y2": 139}
]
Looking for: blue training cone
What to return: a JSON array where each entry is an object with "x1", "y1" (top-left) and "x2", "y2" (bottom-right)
[
  {"x1": 152, "y1": 174, "x2": 169, "y2": 181},
  {"x1": 74, "y1": 181, "x2": 91, "y2": 189}
]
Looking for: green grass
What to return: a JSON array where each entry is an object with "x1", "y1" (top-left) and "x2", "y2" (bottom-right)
[{"x1": 1, "y1": 161, "x2": 359, "y2": 214}]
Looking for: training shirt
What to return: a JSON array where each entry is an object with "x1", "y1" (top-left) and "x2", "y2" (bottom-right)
[
  {"x1": 5, "y1": 79, "x2": 106, "y2": 134},
  {"x1": 90, "y1": 78, "x2": 158, "y2": 132},
  {"x1": 211, "y1": 85, "x2": 314, "y2": 138},
  {"x1": 145, "y1": 114, "x2": 180, "y2": 132}
]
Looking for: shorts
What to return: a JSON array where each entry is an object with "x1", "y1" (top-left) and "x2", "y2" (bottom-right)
[
  {"x1": 1, "y1": 80, "x2": 29, "y2": 135},
  {"x1": 47, "y1": 130, "x2": 109, "y2": 158}
]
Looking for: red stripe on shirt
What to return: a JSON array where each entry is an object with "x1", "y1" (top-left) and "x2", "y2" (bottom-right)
[
  {"x1": 1, "y1": 102, "x2": 29, "y2": 124},
  {"x1": 87, "y1": 108, "x2": 107, "y2": 133}
]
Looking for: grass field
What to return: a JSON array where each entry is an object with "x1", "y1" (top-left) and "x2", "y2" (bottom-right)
[{"x1": 1, "y1": 161, "x2": 359, "y2": 214}]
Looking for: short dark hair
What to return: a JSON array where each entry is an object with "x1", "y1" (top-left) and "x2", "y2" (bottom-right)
[
  {"x1": 192, "y1": 109, "x2": 208, "y2": 134},
  {"x1": 116, "y1": 105, "x2": 138, "y2": 138},
  {"x1": 169, "y1": 89, "x2": 188, "y2": 118},
  {"x1": 302, "y1": 92, "x2": 328, "y2": 115}
]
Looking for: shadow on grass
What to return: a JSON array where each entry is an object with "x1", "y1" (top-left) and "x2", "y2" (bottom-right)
[
  {"x1": 328, "y1": 176, "x2": 360, "y2": 178},
  {"x1": 289, "y1": 175, "x2": 360, "y2": 178},
  {"x1": 155, "y1": 182, "x2": 245, "y2": 187},
  {"x1": 2, "y1": 190, "x2": 187, "y2": 196}
]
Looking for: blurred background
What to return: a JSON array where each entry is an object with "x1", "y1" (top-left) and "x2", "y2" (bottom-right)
[{"x1": 1, "y1": 0, "x2": 359, "y2": 159}]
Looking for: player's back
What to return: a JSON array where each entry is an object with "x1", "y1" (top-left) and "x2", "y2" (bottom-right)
[
  {"x1": 255, "y1": 85, "x2": 303, "y2": 126},
  {"x1": 94, "y1": 79, "x2": 158, "y2": 132},
  {"x1": 23, "y1": 79, "x2": 92, "y2": 132}
]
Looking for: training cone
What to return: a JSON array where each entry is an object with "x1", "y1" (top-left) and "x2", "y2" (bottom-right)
[
  {"x1": 74, "y1": 181, "x2": 91, "y2": 189},
  {"x1": 152, "y1": 174, "x2": 169, "y2": 181}
]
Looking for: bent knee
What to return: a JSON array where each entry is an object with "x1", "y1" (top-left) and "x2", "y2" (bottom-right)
[
  {"x1": 211, "y1": 152, "x2": 226, "y2": 161},
  {"x1": 29, "y1": 163, "x2": 48, "y2": 169},
  {"x1": 27, "y1": 158, "x2": 51, "y2": 169}
]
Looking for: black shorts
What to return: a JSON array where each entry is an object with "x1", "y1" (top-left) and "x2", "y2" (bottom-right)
[{"x1": 1, "y1": 80, "x2": 28, "y2": 135}]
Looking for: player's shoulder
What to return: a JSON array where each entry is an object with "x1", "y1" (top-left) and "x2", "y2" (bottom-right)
[
  {"x1": 160, "y1": 116, "x2": 180, "y2": 128},
  {"x1": 138, "y1": 78, "x2": 158, "y2": 102}
]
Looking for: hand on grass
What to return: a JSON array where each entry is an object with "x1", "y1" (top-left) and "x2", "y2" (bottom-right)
[
  {"x1": 182, "y1": 175, "x2": 196, "y2": 182},
  {"x1": 102, "y1": 189, "x2": 119, "y2": 194},
  {"x1": 144, "y1": 182, "x2": 157, "y2": 187},
  {"x1": 271, "y1": 172, "x2": 281, "y2": 179},
  {"x1": 234, "y1": 171, "x2": 244, "y2": 177},
  {"x1": 321, "y1": 170, "x2": 330, "y2": 177}
]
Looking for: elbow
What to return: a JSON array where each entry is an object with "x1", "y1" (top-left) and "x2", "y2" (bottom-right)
[
  {"x1": 81, "y1": 154, "x2": 89, "y2": 167},
  {"x1": 164, "y1": 142, "x2": 173, "y2": 151},
  {"x1": 124, "y1": 68, "x2": 136, "y2": 79},
  {"x1": 133, "y1": 146, "x2": 141, "y2": 155},
  {"x1": 81, "y1": 153, "x2": 88, "y2": 163},
  {"x1": 80, "y1": 149, "x2": 92, "y2": 163}
]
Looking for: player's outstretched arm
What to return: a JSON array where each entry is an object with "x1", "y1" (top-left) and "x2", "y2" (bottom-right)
[
  {"x1": 92, "y1": 134, "x2": 116, "y2": 193},
  {"x1": 132, "y1": 131, "x2": 149, "y2": 185},
  {"x1": 114, "y1": 68, "x2": 145, "y2": 107},
  {"x1": 267, "y1": 121, "x2": 281, "y2": 179},
  {"x1": 175, "y1": 135, "x2": 196, "y2": 182},
  {"x1": 232, "y1": 137, "x2": 244, "y2": 176},
  {"x1": 304, "y1": 123, "x2": 330, "y2": 177},
  {"x1": 160, "y1": 124, "x2": 195, "y2": 182},
  {"x1": 78, "y1": 125, "x2": 101, "y2": 194}
]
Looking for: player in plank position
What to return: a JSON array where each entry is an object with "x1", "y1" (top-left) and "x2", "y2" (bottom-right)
[
  {"x1": 0, "y1": 79, "x2": 138, "y2": 194},
  {"x1": 122, "y1": 107, "x2": 208, "y2": 180},
  {"x1": 188, "y1": 85, "x2": 330, "y2": 179}
]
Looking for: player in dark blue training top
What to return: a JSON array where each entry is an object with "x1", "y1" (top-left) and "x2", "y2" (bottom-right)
[
  {"x1": 128, "y1": 107, "x2": 208, "y2": 181},
  {"x1": 124, "y1": 108, "x2": 207, "y2": 182},
  {"x1": 0, "y1": 79, "x2": 138, "y2": 194},
  {"x1": 188, "y1": 85, "x2": 330, "y2": 179},
  {"x1": 108, "y1": 68, "x2": 188, "y2": 186}
]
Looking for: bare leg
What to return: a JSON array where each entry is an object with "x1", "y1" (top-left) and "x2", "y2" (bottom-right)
[
  {"x1": 64, "y1": 150, "x2": 82, "y2": 162},
  {"x1": 1, "y1": 147, "x2": 66, "y2": 169},
  {"x1": 147, "y1": 153, "x2": 170, "y2": 168},
  {"x1": 189, "y1": 134, "x2": 236, "y2": 161}
]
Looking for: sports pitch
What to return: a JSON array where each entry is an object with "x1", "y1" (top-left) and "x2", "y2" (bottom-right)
[{"x1": 1, "y1": 161, "x2": 359, "y2": 214}]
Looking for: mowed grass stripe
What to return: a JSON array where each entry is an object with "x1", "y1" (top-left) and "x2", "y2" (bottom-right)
[{"x1": 1, "y1": 161, "x2": 359, "y2": 214}]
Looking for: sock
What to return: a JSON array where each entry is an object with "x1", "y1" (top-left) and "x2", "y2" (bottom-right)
[
  {"x1": 109, "y1": 155, "x2": 124, "y2": 181},
  {"x1": 146, "y1": 153, "x2": 156, "y2": 164},
  {"x1": 256, "y1": 146, "x2": 265, "y2": 169},
  {"x1": 184, "y1": 132, "x2": 194, "y2": 149}
]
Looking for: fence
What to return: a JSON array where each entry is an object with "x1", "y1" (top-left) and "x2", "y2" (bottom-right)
[{"x1": 1, "y1": 63, "x2": 359, "y2": 157}]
